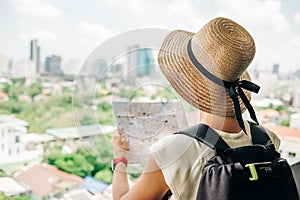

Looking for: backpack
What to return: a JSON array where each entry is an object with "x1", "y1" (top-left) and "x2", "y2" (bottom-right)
[{"x1": 177, "y1": 121, "x2": 299, "y2": 200}]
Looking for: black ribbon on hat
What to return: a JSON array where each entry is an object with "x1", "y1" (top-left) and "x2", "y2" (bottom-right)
[{"x1": 187, "y1": 39, "x2": 260, "y2": 134}]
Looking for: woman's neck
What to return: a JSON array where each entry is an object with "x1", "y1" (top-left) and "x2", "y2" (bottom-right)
[{"x1": 199, "y1": 112, "x2": 242, "y2": 133}]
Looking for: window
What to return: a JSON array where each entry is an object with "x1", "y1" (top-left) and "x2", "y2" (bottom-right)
[
  {"x1": 1, "y1": 144, "x2": 4, "y2": 151},
  {"x1": 15, "y1": 136, "x2": 20, "y2": 143},
  {"x1": 17, "y1": 148, "x2": 20, "y2": 154},
  {"x1": 8, "y1": 149, "x2": 11, "y2": 155},
  {"x1": 288, "y1": 152, "x2": 296, "y2": 158}
]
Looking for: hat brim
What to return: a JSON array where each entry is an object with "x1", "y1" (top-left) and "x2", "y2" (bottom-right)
[{"x1": 158, "y1": 30, "x2": 251, "y2": 117}]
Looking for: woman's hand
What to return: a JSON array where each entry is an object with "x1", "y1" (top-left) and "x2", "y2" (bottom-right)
[{"x1": 112, "y1": 129, "x2": 128, "y2": 158}]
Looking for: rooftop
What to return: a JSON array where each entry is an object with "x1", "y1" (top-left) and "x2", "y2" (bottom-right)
[
  {"x1": 0, "y1": 177, "x2": 28, "y2": 196},
  {"x1": 81, "y1": 176, "x2": 109, "y2": 194},
  {"x1": 0, "y1": 115, "x2": 28, "y2": 127},
  {"x1": 14, "y1": 163, "x2": 83, "y2": 198},
  {"x1": 46, "y1": 124, "x2": 115, "y2": 140},
  {"x1": 21, "y1": 133, "x2": 55, "y2": 143},
  {"x1": 264, "y1": 123, "x2": 300, "y2": 139}
]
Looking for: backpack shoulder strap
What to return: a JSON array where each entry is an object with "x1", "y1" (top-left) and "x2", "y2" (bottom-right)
[
  {"x1": 176, "y1": 124, "x2": 230, "y2": 152},
  {"x1": 248, "y1": 121, "x2": 273, "y2": 147}
]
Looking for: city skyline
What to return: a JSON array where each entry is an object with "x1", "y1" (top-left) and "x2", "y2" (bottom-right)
[{"x1": 0, "y1": 0, "x2": 300, "y2": 74}]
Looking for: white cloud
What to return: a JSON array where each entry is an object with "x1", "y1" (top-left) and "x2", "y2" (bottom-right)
[
  {"x1": 214, "y1": 0, "x2": 296, "y2": 71},
  {"x1": 78, "y1": 21, "x2": 113, "y2": 38},
  {"x1": 216, "y1": 0, "x2": 290, "y2": 34},
  {"x1": 20, "y1": 30, "x2": 57, "y2": 41},
  {"x1": 7, "y1": 0, "x2": 63, "y2": 19},
  {"x1": 78, "y1": 21, "x2": 114, "y2": 48}
]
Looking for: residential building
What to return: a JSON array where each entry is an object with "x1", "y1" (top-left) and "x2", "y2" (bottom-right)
[
  {"x1": 63, "y1": 189, "x2": 94, "y2": 200},
  {"x1": 0, "y1": 91, "x2": 9, "y2": 101},
  {"x1": 293, "y1": 90, "x2": 300, "y2": 108},
  {"x1": 93, "y1": 58, "x2": 107, "y2": 79},
  {"x1": 46, "y1": 124, "x2": 115, "y2": 151},
  {"x1": 21, "y1": 133, "x2": 54, "y2": 151},
  {"x1": 0, "y1": 115, "x2": 42, "y2": 165},
  {"x1": 81, "y1": 176, "x2": 109, "y2": 195},
  {"x1": 0, "y1": 177, "x2": 30, "y2": 197},
  {"x1": 290, "y1": 113, "x2": 300, "y2": 130},
  {"x1": 30, "y1": 39, "x2": 41, "y2": 73},
  {"x1": 264, "y1": 123, "x2": 300, "y2": 160},
  {"x1": 0, "y1": 115, "x2": 28, "y2": 162},
  {"x1": 11, "y1": 58, "x2": 36, "y2": 78},
  {"x1": 13, "y1": 163, "x2": 83, "y2": 200}
]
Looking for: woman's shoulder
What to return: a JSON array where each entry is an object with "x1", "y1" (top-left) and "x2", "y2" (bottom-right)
[{"x1": 262, "y1": 126, "x2": 281, "y2": 150}]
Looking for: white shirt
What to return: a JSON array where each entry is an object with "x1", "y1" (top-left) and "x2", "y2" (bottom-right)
[{"x1": 150, "y1": 122, "x2": 281, "y2": 200}]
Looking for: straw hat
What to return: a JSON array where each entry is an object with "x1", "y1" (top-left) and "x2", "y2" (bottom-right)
[{"x1": 158, "y1": 17, "x2": 256, "y2": 117}]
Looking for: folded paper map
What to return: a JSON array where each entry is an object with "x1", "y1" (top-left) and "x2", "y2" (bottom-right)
[{"x1": 112, "y1": 101, "x2": 188, "y2": 164}]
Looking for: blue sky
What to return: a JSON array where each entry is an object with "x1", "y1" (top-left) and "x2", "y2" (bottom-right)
[{"x1": 0, "y1": 0, "x2": 300, "y2": 73}]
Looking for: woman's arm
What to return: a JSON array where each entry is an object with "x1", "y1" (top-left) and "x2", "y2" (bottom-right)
[{"x1": 112, "y1": 130, "x2": 169, "y2": 200}]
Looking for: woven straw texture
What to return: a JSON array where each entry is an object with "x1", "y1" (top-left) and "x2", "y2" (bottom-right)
[{"x1": 158, "y1": 17, "x2": 255, "y2": 117}]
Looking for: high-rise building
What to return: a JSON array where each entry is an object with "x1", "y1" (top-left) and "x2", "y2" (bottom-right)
[
  {"x1": 127, "y1": 45, "x2": 155, "y2": 78},
  {"x1": 0, "y1": 53, "x2": 8, "y2": 75},
  {"x1": 137, "y1": 48, "x2": 155, "y2": 77},
  {"x1": 93, "y1": 58, "x2": 107, "y2": 78},
  {"x1": 30, "y1": 39, "x2": 41, "y2": 73},
  {"x1": 273, "y1": 64, "x2": 279, "y2": 74},
  {"x1": 11, "y1": 58, "x2": 36, "y2": 78},
  {"x1": 45, "y1": 55, "x2": 62, "y2": 75},
  {"x1": 127, "y1": 45, "x2": 139, "y2": 78}
]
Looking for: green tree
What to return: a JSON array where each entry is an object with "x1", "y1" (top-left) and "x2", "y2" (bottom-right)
[
  {"x1": 0, "y1": 192, "x2": 9, "y2": 200},
  {"x1": 0, "y1": 169, "x2": 7, "y2": 177},
  {"x1": 12, "y1": 196, "x2": 32, "y2": 200},
  {"x1": 11, "y1": 77, "x2": 25, "y2": 86},
  {"x1": 80, "y1": 116, "x2": 95, "y2": 125},
  {"x1": 28, "y1": 82, "x2": 42, "y2": 102},
  {"x1": 3, "y1": 84, "x2": 24, "y2": 100},
  {"x1": 94, "y1": 168, "x2": 113, "y2": 184},
  {"x1": 98, "y1": 102, "x2": 112, "y2": 112}
]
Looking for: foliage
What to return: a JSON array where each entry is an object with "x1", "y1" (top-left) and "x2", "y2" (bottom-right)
[
  {"x1": 0, "y1": 193, "x2": 32, "y2": 200},
  {"x1": 0, "y1": 169, "x2": 7, "y2": 177},
  {"x1": 11, "y1": 78, "x2": 25, "y2": 86},
  {"x1": 0, "y1": 94, "x2": 74, "y2": 133},
  {"x1": 0, "y1": 192, "x2": 9, "y2": 200},
  {"x1": 80, "y1": 116, "x2": 95, "y2": 125},
  {"x1": 98, "y1": 102, "x2": 112, "y2": 112},
  {"x1": 11, "y1": 196, "x2": 32, "y2": 200},
  {"x1": 46, "y1": 144, "x2": 113, "y2": 183},
  {"x1": 117, "y1": 88, "x2": 142, "y2": 100},
  {"x1": 279, "y1": 119, "x2": 290, "y2": 126},
  {"x1": 151, "y1": 87, "x2": 177, "y2": 101},
  {"x1": 28, "y1": 82, "x2": 42, "y2": 102},
  {"x1": 94, "y1": 168, "x2": 113, "y2": 183},
  {"x1": 3, "y1": 84, "x2": 24, "y2": 100}
]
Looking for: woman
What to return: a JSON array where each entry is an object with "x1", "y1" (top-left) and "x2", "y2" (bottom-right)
[{"x1": 111, "y1": 17, "x2": 280, "y2": 200}]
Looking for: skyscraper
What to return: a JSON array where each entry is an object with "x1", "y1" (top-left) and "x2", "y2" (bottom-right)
[
  {"x1": 127, "y1": 45, "x2": 155, "y2": 78},
  {"x1": 45, "y1": 55, "x2": 62, "y2": 75},
  {"x1": 273, "y1": 64, "x2": 279, "y2": 74},
  {"x1": 137, "y1": 48, "x2": 155, "y2": 77},
  {"x1": 30, "y1": 39, "x2": 41, "y2": 73},
  {"x1": 127, "y1": 45, "x2": 139, "y2": 78}
]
